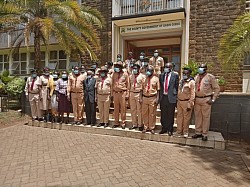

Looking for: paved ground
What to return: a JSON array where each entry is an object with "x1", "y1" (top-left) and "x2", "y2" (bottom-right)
[{"x1": 0, "y1": 125, "x2": 249, "y2": 187}]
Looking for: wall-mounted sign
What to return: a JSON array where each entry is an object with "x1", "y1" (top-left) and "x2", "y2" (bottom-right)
[{"x1": 120, "y1": 20, "x2": 182, "y2": 35}]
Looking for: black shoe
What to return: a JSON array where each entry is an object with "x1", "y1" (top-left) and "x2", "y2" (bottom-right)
[
  {"x1": 91, "y1": 123, "x2": 95, "y2": 126},
  {"x1": 97, "y1": 123, "x2": 103, "y2": 127},
  {"x1": 38, "y1": 118, "x2": 43, "y2": 121},
  {"x1": 76, "y1": 121, "x2": 81, "y2": 125},
  {"x1": 192, "y1": 134, "x2": 203, "y2": 139},
  {"x1": 202, "y1": 136, "x2": 208, "y2": 141},
  {"x1": 138, "y1": 126, "x2": 144, "y2": 131},
  {"x1": 168, "y1": 132, "x2": 173, "y2": 136},
  {"x1": 112, "y1": 125, "x2": 119, "y2": 128},
  {"x1": 159, "y1": 130, "x2": 168, "y2": 134},
  {"x1": 104, "y1": 123, "x2": 108, "y2": 128},
  {"x1": 129, "y1": 126, "x2": 137, "y2": 130},
  {"x1": 121, "y1": 125, "x2": 126, "y2": 129}
]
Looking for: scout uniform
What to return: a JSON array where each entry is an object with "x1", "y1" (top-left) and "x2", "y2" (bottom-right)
[
  {"x1": 194, "y1": 73, "x2": 220, "y2": 137},
  {"x1": 142, "y1": 74, "x2": 160, "y2": 131},
  {"x1": 112, "y1": 66, "x2": 130, "y2": 127},
  {"x1": 96, "y1": 75, "x2": 112, "y2": 125},
  {"x1": 25, "y1": 75, "x2": 42, "y2": 120},
  {"x1": 67, "y1": 73, "x2": 86, "y2": 122},
  {"x1": 176, "y1": 78, "x2": 195, "y2": 136},
  {"x1": 129, "y1": 72, "x2": 145, "y2": 129},
  {"x1": 149, "y1": 56, "x2": 164, "y2": 76},
  {"x1": 40, "y1": 75, "x2": 51, "y2": 111}
]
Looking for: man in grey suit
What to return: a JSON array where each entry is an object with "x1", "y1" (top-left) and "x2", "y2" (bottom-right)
[
  {"x1": 159, "y1": 63, "x2": 179, "y2": 135},
  {"x1": 83, "y1": 70, "x2": 96, "y2": 126}
]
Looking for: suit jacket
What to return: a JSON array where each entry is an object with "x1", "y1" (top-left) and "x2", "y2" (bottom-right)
[
  {"x1": 159, "y1": 71, "x2": 179, "y2": 104},
  {"x1": 83, "y1": 77, "x2": 96, "y2": 103}
]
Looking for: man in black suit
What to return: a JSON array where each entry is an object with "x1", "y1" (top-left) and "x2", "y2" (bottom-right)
[
  {"x1": 83, "y1": 70, "x2": 97, "y2": 126},
  {"x1": 159, "y1": 62, "x2": 179, "y2": 135}
]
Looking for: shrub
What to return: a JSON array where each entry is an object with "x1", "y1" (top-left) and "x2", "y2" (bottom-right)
[{"x1": 6, "y1": 77, "x2": 25, "y2": 98}]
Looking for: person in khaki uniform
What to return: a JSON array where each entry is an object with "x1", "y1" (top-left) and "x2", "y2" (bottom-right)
[
  {"x1": 67, "y1": 66, "x2": 86, "y2": 125},
  {"x1": 192, "y1": 64, "x2": 220, "y2": 141},
  {"x1": 25, "y1": 69, "x2": 42, "y2": 121},
  {"x1": 176, "y1": 68, "x2": 195, "y2": 138},
  {"x1": 96, "y1": 66, "x2": 112, "y2": 128},
  {"x1": 129, "y1": 63, "x2": 146, "y2": 131},
  {"x1": 149, "y1": 49, "x2": 164, "y2": 76},
  {"x1": 142, "y1": 65, "x2": 160, "y2": 134},
  {"x1": 140, "y1": 56, "x2": 149, "y2": 76},
  {"x1": 111, "y1": 61, "x2": 130, "y2": 129}
]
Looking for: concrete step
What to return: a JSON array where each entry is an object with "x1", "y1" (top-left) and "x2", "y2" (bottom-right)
[{"x1": 27, "y1": 120, "x2": 225, "y2": 150}]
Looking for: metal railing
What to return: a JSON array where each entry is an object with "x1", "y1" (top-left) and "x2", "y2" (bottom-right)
[{"x1": 112, "y1": 0, "x2": 184, "y2": 17}]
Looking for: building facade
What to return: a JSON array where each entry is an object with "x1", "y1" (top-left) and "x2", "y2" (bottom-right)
[{"x1": 0, "y1": 0, "x2": 247, "y2": 92}]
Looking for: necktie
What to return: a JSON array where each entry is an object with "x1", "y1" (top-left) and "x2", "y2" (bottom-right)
[
  {"x1": 134, "y1": 75, "x2": 137, "y2": 89},
  {"x1": 147, "y1": 78, "x2": 150, "y2": 93},
  {"x1": 101, "y1": 78, "x2": 104, "y2": 89},
  {"x1": 165, "y1": 74, "x2": 169, "y2": 93},
  {"x1": 198, "y1": 76, "x2": 203, "y2": 91},
  {"x1": 30, "y1": 78, "x2": 35, "y2": 91}
]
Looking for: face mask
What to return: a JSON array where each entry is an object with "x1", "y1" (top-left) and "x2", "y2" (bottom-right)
[
  {"x1": 92, "y1": 65, "x2": 97, "y2": 69},
  {"x1": 140, "y1": 56, "x2": 144, "y2": 60},
  {"x1": 133, "y1": 69, "x2": 138, "y2": 74},
  {"x1": 164, "y1": 68, "x2": 171, "y2": 73},
  {"x1": 183, "y1": 75, "x2": 188, "y2": 80},
  {"x1": 74, "y1": 70, "x2": 79, "y2": 75},
  {"x1": 198, "y1": 68, "x2": 205, "y2": 75},
  {"x1": 154, "y1": 53, "x2": 158, "y2": 57},
  {"x1": 32, "y1": 74, "x2": 37, "y2": 78},
  {"x1": 62, "y1": 74, "x2": 67, "y2": 79},
  {"x1": 81, "y1": 70, "x2": 85, "y2": 74},
  {"x1": 87, "y1": 75, "x2": 92, "y2": 79},
  {"x1": 117, "y1": 58, "x2": 121, "y2": 61},
  {"x1": 114, "y1": 67, "x2": 120, "y2": 73},
  {"x1": 130, "y1": 63, "x2": 134, "y2": 67},
  {"x1": 100, "y1": 73, "x2": 106, "y2": 77},
  {"x1": 45, "y1": 72, "x2": 50, "y2": 76},
  {"x1": 53, "y1": 74, "x2": 58, "y2": 79},
  {"x1": 146, "y1": 71, "x2": 152, "y2": 77}
]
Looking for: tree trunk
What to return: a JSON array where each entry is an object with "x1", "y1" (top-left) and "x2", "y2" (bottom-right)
[{"x1": 34, "y1": 26, "x2": 41, "y2": 71}]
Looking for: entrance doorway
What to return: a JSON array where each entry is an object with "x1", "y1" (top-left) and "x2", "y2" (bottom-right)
[{"x1": 126, "y1": 40, "x2": 181, "y2": 73}]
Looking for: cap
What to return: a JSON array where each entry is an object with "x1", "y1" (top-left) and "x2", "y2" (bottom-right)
[{"x1": 154, "y1": 49, "x2": 159, "y2": 53}]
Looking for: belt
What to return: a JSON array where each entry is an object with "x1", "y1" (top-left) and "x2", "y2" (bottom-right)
[
  {"x1": 178, "y1": 98, "x2": 190, "y2": 101},
  {"x1": 71, "y1": 92, "x2": 82, "y2": 93},
  {"x1": 114, "y1": 91, "x2": 125, "y2": 93},
  {"x1": 130, "y1": 91, "x2": 141, "y2": 93},
  {"x1": 97, "y1": 93, "x2": 110, "y2": 95},
  {"x1": 196, "y1": 95, "x2": 212, "y2": 98},
  {"x1": 143, "y1": 94, "x2": 156, "y2": 98}
]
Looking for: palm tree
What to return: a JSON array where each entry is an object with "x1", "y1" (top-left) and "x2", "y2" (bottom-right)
[
  {"x1": 0, "y1": 0, "x2": 104, "y2": 69},
  {"x1": 218, "y1": 12, "x2": 250, "y2": 70}
]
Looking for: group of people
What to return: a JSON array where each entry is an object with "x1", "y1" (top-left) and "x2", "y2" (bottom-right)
[{"x1": 25, "y1": 50, "x2": 220, "y2": 141}]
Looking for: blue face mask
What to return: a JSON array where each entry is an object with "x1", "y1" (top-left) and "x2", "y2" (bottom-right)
[
  {"x1": 133, "y1": 69, "x2": 138, "y2": 74},
  {"x1": 74, "y1": 70, "x2": 79, "y2": 75},
  {"x1": 100, "y1": 73, "x2": 106, "y2": 77},
  {"x1": 164, "y1": 68, "x2": 171, "y2": 73},
  {"x1": 142, "y1": 62, "x2": 148, "y2": 67},
  {"x1": 198, "y1": 68, "x2": 205, "y2": 75},
  {"x1": 117, "y1": 58, "x2": 121, "y2": 61},
  {"x1": 183, "y1": 75, "x2": 188, "y2": 80},
  {"x1": 92, "y1": 65, "x2": 97, "y2": 69},
  {"x1": 53, "y1": 74, "x2": 58, "y2": 79},
  {"x1": 114, "y1": 67, "x2": 120, "y2": 73},
  {"x1": 62, "y1": 74, "x2": 67, "y2": 79},
  {"x1": 140, "y1": 56, "x2": 144, "y2": 60},
  {"x1": 32, "y1": 73, "x2": 37, "y2": 78},
  {"x1": 146, "y1": 71, "x2": 152, "y2": 77}
]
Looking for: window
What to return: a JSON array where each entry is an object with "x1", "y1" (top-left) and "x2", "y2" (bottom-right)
[
  {"x1": 49, "y1": 50, "x2": 67, "y2": 70},
  {"x1": 12, "y1": 53, "x2": 27, "y2": 75},
  {"x1": 0, "y1": 55, "x2": 9, "y2": 73}
]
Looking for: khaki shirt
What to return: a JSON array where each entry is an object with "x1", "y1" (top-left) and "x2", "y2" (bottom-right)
[
  {"x1": 25, "y1": 76, "x2": 41, "y2": 95},
  {"x1": 96, "y1": 77, "x2": 112, "y2": 95},
  {"x1": 195, "y1": 73, "x2": 220, "y2": 100},
  {"x1": 178, "y1": 79, "x2": 195, "y2": 107},
  {"x1": 67, "y1": 74, "x2": 86, "y2": 95},
  {"x1": 149, "y1": 56, "x2": 164, "y2": 74},
  {"x1": 112, "y1": 71, "x2": 129, "y2": 93},
  {"x1": 142, "y1": 75, "x2": 160, "y2": 97},
  {"x1": 129, "y1": 73, "x2": 146, "y2": 93}
]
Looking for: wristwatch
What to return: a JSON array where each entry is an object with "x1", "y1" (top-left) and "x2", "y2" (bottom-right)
[{"x1": 211, "y1": 99, "x2": 215, "y2": 103}]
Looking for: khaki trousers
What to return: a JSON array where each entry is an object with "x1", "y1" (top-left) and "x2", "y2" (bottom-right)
[
  {"x1": 71, "y1": 92, "x2": 84, "y2": 122},
  {"x1": 142, "y1": 96, "x2": 157, "y2": 130},
  {"x1": 113, "y1": 92, "x2": 126, "y2": 125},
  {"x1": 194, "y1": 97, "x2": 211, "y2": 136},
  {"x1": 176, "y1": 100, "x2": 193, "y2": 134},
  {"x1": 129, "y1": 92, "x2": 142, "y2": 127},
  {"x1": 97, "y1": 94, "x2": 110, "y2": 123},
  {"x1": 29, "y1": 93, "x2": 42, "y2": 118}
]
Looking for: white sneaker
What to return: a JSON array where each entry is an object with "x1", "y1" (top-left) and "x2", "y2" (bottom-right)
[
  {"x1": 173, "y1": 132, "x2": 182, "y2": 137},
  {"x1": 183, "y1": 133, "x2": 189, "y2": 138}
]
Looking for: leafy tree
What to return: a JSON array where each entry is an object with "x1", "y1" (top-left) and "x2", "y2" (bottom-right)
[
  {"x1": 0, "y1": 0, "x2": 105, "y2": 69},
  {"x1": 218, "y1": 12, "x2": 250, "y2": 70}
]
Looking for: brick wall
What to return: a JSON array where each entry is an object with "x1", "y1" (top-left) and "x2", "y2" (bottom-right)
[
  {"x1": 189, "y1": 0, "x2": 245, "y2": 92},
  {"x1": 81, "y1": 0, "x2": 112, "y2": 65}
]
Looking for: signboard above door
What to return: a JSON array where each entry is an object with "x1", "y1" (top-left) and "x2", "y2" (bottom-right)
[{"x1": 120, "y1": 20, "x2": 182, "y2": 35}]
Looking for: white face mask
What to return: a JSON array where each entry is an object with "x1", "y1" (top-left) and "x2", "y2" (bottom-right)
[{"x1": 154, "y1": 53, "x2": 158, "y2": 57}]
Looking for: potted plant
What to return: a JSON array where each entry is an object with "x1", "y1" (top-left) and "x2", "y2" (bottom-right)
[{"x1": 218, "y1": 76, "x2": 226, "y2": 92}]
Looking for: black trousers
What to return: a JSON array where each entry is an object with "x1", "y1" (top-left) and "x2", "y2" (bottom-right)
[
  {"x1": 160, "y1": 95, "x2": 176, "y2": 133},
  {"x1": 85, "y1": 99, "x2": 96, "y2": 124}
]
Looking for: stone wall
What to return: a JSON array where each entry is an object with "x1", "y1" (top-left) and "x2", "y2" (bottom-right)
[
  {"x1": 81, "y1": 0, "x2": 112, "y2": 65},
  {"x1": 189, "y1": 0, "x2": 245, "y2": 92}
]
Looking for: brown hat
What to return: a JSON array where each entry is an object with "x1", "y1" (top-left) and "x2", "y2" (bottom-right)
[{"x1": 99, "y1": 66, "x2": 108, "y2": 72}]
